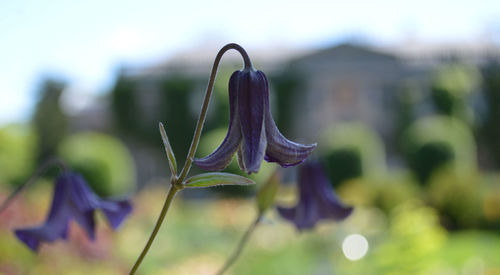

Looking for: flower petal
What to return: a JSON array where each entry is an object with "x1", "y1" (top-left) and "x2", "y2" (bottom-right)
[
  {"x1": 194, "y1": 71, "x2": 242, "y2": 171},
  {"x1": 264, "y1": 116, "x2": 316, "y2": 167},
  {"x1": 14, "y1": 207, "x2": 71, "y2": 251},
  {"x1": 262, "y1": 71, "x2": 315, "y2": 167},
  {"x1": 15, "y1": 218, "x2": 70, "y2": 252},
  {"x1": 277, "y1": 161, "x2": 353, "y2": 231},
  {"x1": 66, "y1": 173, "x2": 100, "y2": 211},
  {"x1": 238, "y1": 69, "x2": 267, "y2": 173},
  {"x1": 310, "y1": 164, "x2": 353, "y2": 220},
  {"x1": 99, "y1": 200, "x2": 133, "y2": 229},
  {"x1": 237, "y1": 146, "x2": 246, "y2": 171},
  {"x1": 15, "y1": 176, "x2": 73, "y2": 251},
  {"x1": 70, "y1": 208, "x2": 96, "y2": 240}
]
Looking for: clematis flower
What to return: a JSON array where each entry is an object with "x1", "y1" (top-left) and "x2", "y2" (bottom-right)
[
  {"x1": 15, "y1": 172, "x2": 132, "y2": 251},
  {"x1": 277, "y1": 161, "x2": 353, "y2": 230},
  {"x1": 194, "y1": 67, "x2": 316, "y2": 174}
]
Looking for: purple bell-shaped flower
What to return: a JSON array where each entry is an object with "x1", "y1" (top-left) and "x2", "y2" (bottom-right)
[
  {"x1": 15, "y1": 172, "x2": 132, "y2": 251},
  {"x1": 278, "y1": 161, "x2": 353, "y2": 230},
  {"x1": 194, "y1": 68, "x2": 316, "y2": 174}
]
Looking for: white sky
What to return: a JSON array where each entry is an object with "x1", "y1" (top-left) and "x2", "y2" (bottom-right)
[{"x1": 1, "y1": 0, "x2": 499, "y2": 125}]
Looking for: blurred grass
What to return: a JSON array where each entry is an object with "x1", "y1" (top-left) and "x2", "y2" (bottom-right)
[{"x1": 1, "y1": 184, "x2": 500, "y2": 275}]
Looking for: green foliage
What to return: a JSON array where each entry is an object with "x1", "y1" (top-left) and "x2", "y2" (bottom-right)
[
  {"x1": 0, "y1": 125, "x2": 37, "y2": 186},
  {"x1": 408, "y1": 141, "x2": 455, "y2": 183},
  {"x1": 58, "y1": 131, "x2": 136, "y2": 196},
  {"x1": 270, "y1": 70, "x2": 304, "y2": 134},
  {"x1": 159, "y1": 122, "x2": 177, "y2": 176},
  {"x1": 430, "y1": 64, "x2": 480, "y2": 121},
  {"x1": 4, "y1": 187, "x2": 500, "y2": 274},
  {"x1": 376, "y1": 202, "x2": 447, "y2": 273},
  {"x1": 322, "y1": 147, "x2": 362, "y2": 187},
  {"x1": 320, "y1": 122, "x2": 386, "y2": 186},
  {"x1": 159, "y1": 77, "x2": 196, "y2": 162},
  {"x1": 393, "y1": 81, "x2": 420, "y2": 152},
  {"x1": 110, "y1": 74, "x2": 196, "y2": 165},
  {"x1": 427, "y1": 167, "x2": 483, "y2": 229},
  {"x1": 32, "y1": 79, "x2": 68, "y2": 162},
  {"x1": 402, "y1": 115, "x2": 477, "y2": 184},
  {"x1": 432, "y1": 64, "x2": 481, "y2": 98},
  {"x1": 111, "y1": 75, "x2": 139, "y2": 135},
  {"x1": 480, "y1": 62, "x2": 500, "y2": 168},
  {"x1": 256, "y1": 170, "x2": 280, "y2": 213},
  {"x1": 431, "y1": 85, "x2": 456, "y2": 116}
]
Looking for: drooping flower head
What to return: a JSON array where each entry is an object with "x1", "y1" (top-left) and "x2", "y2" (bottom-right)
[
  {"x1": 277, "y1": 161, "x2": 353, "y2": 230},
  {"x1": 194, "y1": 67, "x2": 316, "y2": 174},
  {"x1": 15, "y1": 172, "x2": 132, "y2": 251}
]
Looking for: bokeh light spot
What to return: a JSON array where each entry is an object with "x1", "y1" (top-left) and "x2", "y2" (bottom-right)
[{"x1": 342, "y1": 234, "x2": 369, "y2": 261}]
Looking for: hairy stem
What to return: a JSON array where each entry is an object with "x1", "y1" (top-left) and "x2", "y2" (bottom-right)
[
  {"x1": 129, "y1": 185, "x2": 180, "y2": 275},
  {"x1": 216, "y1": 214, "x2": 262, "y2": 275}
]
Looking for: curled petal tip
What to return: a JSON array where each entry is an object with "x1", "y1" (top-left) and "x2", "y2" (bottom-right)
[{"x1": 265, "y1": 141, "x2": 316, "y2": 167}]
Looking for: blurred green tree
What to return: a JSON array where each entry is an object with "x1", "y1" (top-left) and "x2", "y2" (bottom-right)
[
  {"x1": 0, "y1": 125, "x2": 37, "y2": 186},
  {"x1": 58, "y1": 131, "x2": 136, "y2": 197},
  {"x1": 320, "y1": 123, "x2": 386, "y2": 187},
  {"x1": 402, "y1": 116, "x2": 476, "y2": 185},
  {"x1": 111, "y1": 73, "x2": 197, "y2": 165},
  {"x1": 480, "y1": 62, "x2": 500, "y2": 168},
  {"x1": 430, "y1": 64, "x2": 480, "y2": 123},
  {"x1": 32, "y1": 79, "x2": 68, "y2": 162},
  {"x1": 270, "y1": 69, "x2": 304, "y2": 135}
]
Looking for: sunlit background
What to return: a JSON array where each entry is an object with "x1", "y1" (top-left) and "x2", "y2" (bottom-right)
[{"x1": 1, "y1": 0, "x2": 500, "y2": 274}]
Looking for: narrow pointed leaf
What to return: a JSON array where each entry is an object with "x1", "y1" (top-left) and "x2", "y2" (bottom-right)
[
  {"x1": 159, "y1": 122, "x2": 177, "y2": 176},
  {"x1": 256, "y1": 170, "x2": 280, "y2": 213},
  {"x1": 184, "y1": 172, "x2": 255, "y2": 188}
]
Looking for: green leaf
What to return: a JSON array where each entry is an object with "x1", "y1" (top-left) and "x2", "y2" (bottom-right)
[
  {"x1": 257, "y1": 170, "x2": 281, "y2": 213},
  {"x1": 159, "y1": 122, "x2": 177, "y2": 176},
  {"x1": 184, "y1": 172, "x2": 255, "y2": 188}
]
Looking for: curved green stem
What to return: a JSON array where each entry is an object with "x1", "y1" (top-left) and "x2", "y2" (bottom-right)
[
  {"x1": 216, "y1": 214, "x2": 262, "y2": 275},
  {"x1": 129, "y1": 185, "x2": 181, "y2": 275},
  {"x1": 177, "y1": 43, "x2": 251, "y2": 183}
]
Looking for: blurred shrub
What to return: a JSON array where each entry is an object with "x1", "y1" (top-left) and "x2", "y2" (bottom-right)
[
  {"x1": 430, "y1": 64, "x2": 480, "y2": 122},
  {"x1": 427, "y1": 167, "x2": 483, "y2": 229},
  {"x1": 337, "y1": 171, "x2": 422, "y2": 213},
  {"x1": 32, "y1": 78, "x2": 68, "y2": 162},
  {"x1": 110, "y1": 74, "x2": 196, "y2": 164},
  {"x1": 479, "y1": 174, "x2": 500, "y2": 230},
  {"x1": 402, "y1": 115, "x2": 476, "y2": 184},
  {"x1": 269, "y1": 69, "x2": 304, "y2": 134},
  {"x1": 373, "y1": 173, "x2": 422, "y2": 212},
  {"x1": 320, "y1": 122, "x2": 386, "y2": 186},
  {"x1": 393, "y1": 81, "x2": 420, "y2": 153},
  {"x1": 0, "y1": 125, "x2": 37, "y2": 186},
  {"x1": 58, "y1": 131, "x2": 136, "y2": 197},
  {"x1": 159, "y1": 77, "x2": 196, "y2": 161},
  {"x1": 322, "y1": 148, "x2": 362, "y2": 188},
  {"x1": 110, "y1": 75, "x2": 139, "y2": 137},
  {"x1": 479, "y1": 62, "x2": 500, "y2": 168},
  {"x1": 408, "y1": 141, "x2": 455, "y2": 183},
  {"x1": 371, "y1": 201, "x2": 447, "y2": 274}
]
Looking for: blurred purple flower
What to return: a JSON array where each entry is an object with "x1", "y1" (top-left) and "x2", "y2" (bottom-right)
[
  {"x1": 15, "y1": 172, "x2": 132, "y2": 252},
  {"x1": 194, "y1": 68, "x2": 316, "y2": 174},
  {"x1": 278, "y1": 162, "x2": 353, "y2": 230}
]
